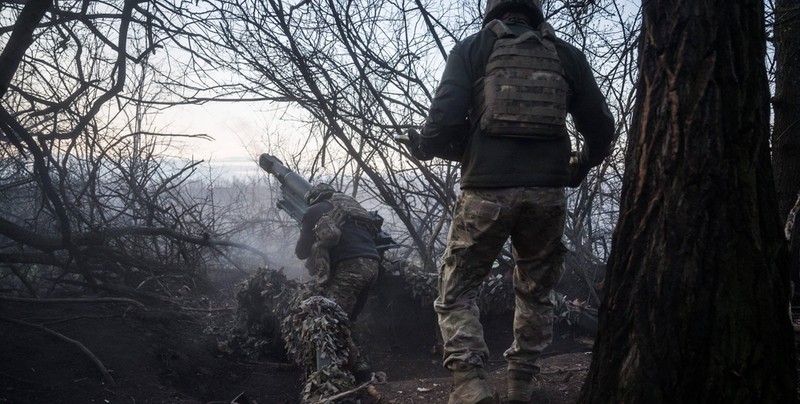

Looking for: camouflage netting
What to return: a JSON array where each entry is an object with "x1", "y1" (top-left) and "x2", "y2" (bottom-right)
[
  {"x1": 220, "y1": 267, "x2": 303, "y2": 360},
  {"x1": 220, "y1": 261, "x2": 594, "y2": 403},
  {"x1": 382, "y1": 258, "x2": 595, "y2": 330},
  {"x1": 382, "y1": 259, "x2": 515, "y2": 317},
  {"x1": 552, "y1": 289, "x2": 598, "y2": 332},
  {"x1": 381, "y1": 259, "x2": 439, "y2": 307},
  {"x1": 477, "y1": 273, "x2": 516, "y2": 317},
  {"x1": 282, "y1": 296, "x2": 358, "y2": 402},
  {"x1": 220, "y1": 268, "x2": 361, "y2": 403}
]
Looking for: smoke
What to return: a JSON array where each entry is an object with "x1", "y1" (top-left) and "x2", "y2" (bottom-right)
[{"x1": 182, "y1": 173, "x2": 312, "y2": 282}]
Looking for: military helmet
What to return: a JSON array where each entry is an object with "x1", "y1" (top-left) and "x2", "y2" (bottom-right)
[
  {"x1": 305, "y1": 183, "x2": 336, "y2": 205},
  {"x1": 482, "y1": 0, "x2": 544, "y2": 27}
]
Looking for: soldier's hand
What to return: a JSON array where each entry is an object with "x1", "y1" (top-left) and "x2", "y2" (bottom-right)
[
  {"x1": 394, "y1": 129, "x2": 418, "y2": 146},
  {"x1": 394, "y1": 133, "x2": 410, "y2": 144},
  {"x1": 567, "y1": 151, "x2": 591, "y2": 188},
  {"x1": 395, "y1": 128, "x2": 428, "y2": 160}
]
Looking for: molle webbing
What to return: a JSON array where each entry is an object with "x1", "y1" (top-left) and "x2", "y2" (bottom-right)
[
  {"x1": 327, "y1": 193, "x2": 375, "y2": 231},
  {"x1": 474, "y1": 20, "x2": 568, "y2": 138}
]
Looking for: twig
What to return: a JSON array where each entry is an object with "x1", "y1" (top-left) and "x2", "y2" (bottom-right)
[
  {"x1": 0, "y1": 295, "x2": 145, "y2": 309},
  {"x1": 241, "y1": 361, "x2": 298, "y2": 370},
  {"x1": 40, "y1": 313, "x2": 121, "y2": 326},
  {"x1": 312, "y1": 372, "x2": 387, "y2": 403},
  {"x1": 541, "y1": 366, "x2": 589, "y2": 374},
  {"x1": 0, "y1": 370, "x2": 38, "y2": 385},
  {"x1": 0, "y1": 315, "x2": 116, "y2": 385},
  {"x1": 43, "y1": 279, "x2": 177, "y2": 305},
  {"x1": 8, "y1": 265, "x2": 38, "y2": 297},
  {"x1": 180, "y1": 306, "x2": 235, "y2": 312}
]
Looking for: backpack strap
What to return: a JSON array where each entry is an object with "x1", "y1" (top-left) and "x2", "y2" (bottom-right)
[
  {"x1": 485, "y1": 19, "x2": 515, "y2": 38},
  {"x1": 487, "y1": 19, "x2": 551, "y2": 49},
  {"x1": 538, "y1": 22, "x2": 558, "y2": 52}
]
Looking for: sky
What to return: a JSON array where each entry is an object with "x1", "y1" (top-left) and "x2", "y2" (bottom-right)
[{"x1": 156, "y1": 101, "x2": 278, "y2": 179}]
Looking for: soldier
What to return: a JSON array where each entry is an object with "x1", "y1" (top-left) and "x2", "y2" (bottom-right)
[
  {"x1": 295, "y1": 182, "x2": 380, "y2": 381},
  {"x1": 405, "y1": 0, "x2": 615, "y2": 402}
]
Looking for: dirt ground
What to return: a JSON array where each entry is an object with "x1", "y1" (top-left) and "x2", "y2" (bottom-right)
[
  {"x1": 357, "y1": 295, "x2": 594, "y2": 404},
  {"x1": 0, "y1": 279, "x2": 595, "y2": 404}
]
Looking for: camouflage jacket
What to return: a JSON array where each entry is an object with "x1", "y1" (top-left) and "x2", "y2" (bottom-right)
[{"x1": 295, "y1": 200, "x2": 380, "y2": 266}]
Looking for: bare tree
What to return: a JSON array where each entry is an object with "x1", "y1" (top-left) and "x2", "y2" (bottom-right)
[
  {"x1": 0, "y1": 1, "x2": 271, "y2": 298},
  {"x1": 187, "y1": 0, "x2": 637, "y2": 283},
  {"x1": 557, "y1": 0, "x2": 639, "y2": 304},
  {"x1": 183, "y1": 0, "x2": 471, "y2": 271},
  {"x1": 0, "y1": 0, "x2": 641, "y2": 302},
  {"x1": 579, "y1": 0, "x2": 796, "y2": 402}
]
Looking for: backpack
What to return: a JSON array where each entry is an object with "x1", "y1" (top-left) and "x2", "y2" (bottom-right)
[{"x1": 473, "y1": 19, "x2": 569, "y2": 139}]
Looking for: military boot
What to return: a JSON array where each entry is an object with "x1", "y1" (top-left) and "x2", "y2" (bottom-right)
[
  {"x1": 351, "y1": 359, "x2": 372, "y2": 384},
  {"x1": 506, "y1": 370, "x2": 542, "y2": 403},
  {"x1": 449, "y1": 367, "x2": 495, "y2": 404}
]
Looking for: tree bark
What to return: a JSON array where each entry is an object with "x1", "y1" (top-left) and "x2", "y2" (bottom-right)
[
  {"x1": 773, "y1": 0, "x2": 800, "y2": 300},
  {"x1": 579, "y1": 1, "x2": 797, "y2": 403},
  {"x1": 773, "y1": 0, "x2": 800, "y2": 219}
]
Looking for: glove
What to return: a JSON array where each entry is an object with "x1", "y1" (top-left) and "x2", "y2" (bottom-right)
[
  {"x1": 395, "y1": 129, "x2": 431, "y2": 160},
  {"x1": 393, "y1": 129, "x2": 415, "y2": 145},
  {"x1": 567, "y1": 151, "x2": 592, "y2": 188}
]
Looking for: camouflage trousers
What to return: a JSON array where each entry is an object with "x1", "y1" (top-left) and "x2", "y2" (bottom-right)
[
  {"x1": 322, "y1": 256, "x2": 379, "y2": 371},
  {"x1": 323, "y1": 256, "x2": 379, "y2": 320},
  {"x1": 434, "y1": 187, "x2": 567, "y2": 375}
]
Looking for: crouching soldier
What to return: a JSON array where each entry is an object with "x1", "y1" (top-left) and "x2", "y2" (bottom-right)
[{"x1": 295, "y1": 182, "x2": 380, "y2": 382}]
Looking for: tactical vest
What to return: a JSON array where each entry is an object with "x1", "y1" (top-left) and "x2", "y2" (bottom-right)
[
  {"x1": 473, "y1": 20, "x2": 569, "y2": 139},
  {"x1": 326, "y1": 193, "x2": 375, "y2": 231},
  {"x1": 306, "y1": 192, "x2": 376, "y2": 284}
]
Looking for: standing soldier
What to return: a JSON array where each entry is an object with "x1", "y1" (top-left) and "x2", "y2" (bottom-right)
[
  {"x1": 404, "y1": 0, "x2": 615, "y2": 402},
  {"x1": 295, "y1": 182, "x2": 380, "y2": 381}
]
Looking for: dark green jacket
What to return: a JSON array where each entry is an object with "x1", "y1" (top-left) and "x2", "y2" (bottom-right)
[{"x1": 417, "y1": 20, "x2": 615, "y2": 188}]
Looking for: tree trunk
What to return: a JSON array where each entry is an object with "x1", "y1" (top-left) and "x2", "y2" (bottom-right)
[
  {"x1": 578, "y1": 1, "x2": 797, "y2": 403},
  {"x1": 773, "y1": 0, "x2": 800, "y2": 300}
]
